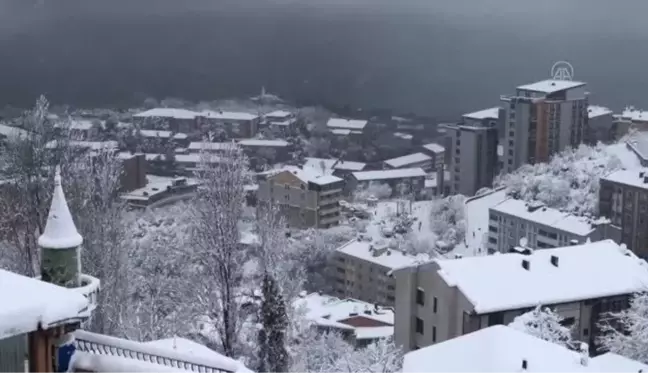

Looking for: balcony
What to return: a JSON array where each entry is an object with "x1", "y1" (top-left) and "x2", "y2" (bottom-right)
[{"x1": 72, "y1": 273, "x2": 101, "y2": 315}]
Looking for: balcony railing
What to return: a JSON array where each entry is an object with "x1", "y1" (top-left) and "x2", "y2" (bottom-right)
[
  {"x1": 73, "y1": 274, "x2": 101, "y2": 313},
  {"x1": 74, "y1": 330, "x2": 236, "y2": 373}
]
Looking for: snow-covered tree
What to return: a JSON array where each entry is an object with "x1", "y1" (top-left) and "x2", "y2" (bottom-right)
[
  {"x1": 495, "y1": 143, "x2": 630, "y2": 216},
  {"x1": 509, "y1": 305, "x2": 573, "y2": 348},
  {"x1": 188, "y1": 142, "x2": 251, "y2": 357},
  {"x1": 597, "y1": 292, "x2": 648, "y2": 363},
  {"x1": 428, "y1": 195, "x2": 466, "y2": 251},
  {"x1": 257, "y1": 274, "x2": 289, "y2": 373}
]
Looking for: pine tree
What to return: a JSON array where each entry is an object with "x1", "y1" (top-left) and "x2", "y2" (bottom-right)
[{"x1": 257, "y1": 273, "x2": 289, "y2": 372}]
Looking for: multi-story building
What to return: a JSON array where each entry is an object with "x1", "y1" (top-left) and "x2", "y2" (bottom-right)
[
  {"x1": 293, "y1": 292, "x2": 395, "y2": 347},
  {"x1": 444, "y1": 107, "x2": 501, "y2": 197},
  {"x1": 237, "y1": 138, "x2": 291, "y2": 163},
  {"x1": 199, "y1": 110, "x2": 261, "y2": 139},
  {"x1": 257, "y1": 167, "x2": 343, "y2": 228},
  {"x1": 613, "y1": 107, "x2": 648, "y2": 140},
  {"x1": 332, "y1": 239, "x2": 429, "y2": 306},
  {"x1": 500, "y1": 80, "x2": 589, "y2": 174},
  {"x1": 327, "y1": 118, "x2": 368, "y2": 134},
  {"x1": 263, "y1": 110, "x2": 298, "y2": 135},
  {"x1": 420, "y1": 143, "x2": 445, "y2": 171},
  {"x1": 348, "y1": 168, "x2": 427, "y2": 199},
  {"x1": 383, "y1": 153, "x2": 434, "y2": 173},
  {"x1": 132, "y1": 108, "x2": 199, "y2": 133},
  {"x1": 402, "y1": 325, "x2": 647, "y2": 372},
  {"x1": 302, "y1": 157, "x2": 367, "y2": 184},
  {"x1": 487, "y1": 198, "x2": 612, "y2": 254},
  {"x1": 586, "y1": 105, "x2": 615, "y2": 144},
  {"x1": 393, "y1": 240, "x2": 648, "y2": 355},
  {"x1": 599, "y1": 168, "x2": 648, "y2": 258}
]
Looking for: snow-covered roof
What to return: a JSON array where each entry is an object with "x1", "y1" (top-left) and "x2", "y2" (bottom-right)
[
  {"x1": 403, "y1": 325, "x2": 630, "y2": 373},
  {"x1": 336, "y1": 239, "x2": 429, "y2": 270},
  {"x1": 0, "y1": 123, "x2": 29, "y2": 139},
  {"x1": 394, "y1": 132, "x2": 413, "y2": 140},
  {"x1": 463, "y1": 107, "x2": 501, "y2": 120},
  {"x1": 602, "y1": 168, "x2": 648, "y2": 190},
  {"x1": 139, "y1": 130, "x2": 188, "y2": 140},
  {"x1": 145, "y1": 338, "x2": 252, "y2": 372},
  {"x1": 188, "y1": 142, "x2": 235, "y2": 151},
  {"x1": 331, "y1": 128, "x2": 352, "y2": 135},
  {"x1": 588, "y1": 105, "x2": 613, "y2": 119},
  {"x1": 303, "y1": 157, "x2": 366, "y2": 172},
  {"x1": 435, "y1": 239, "x2": 648, "y2": 314},
  {"x1": 274, "y1": 166, "x2": 342, "y2": 185},
  {"x1": 0, "y1": 269, "x2": 89, "y2": 339},
  {"x1": 490, "y1": 198, "x2": 598, "y2": 236},
  {"x1": 352, "y1": 168, "x2": 426, "y2": 182},
  {"x1": 384, "y1": 152, "x2": 432, "y2": 168},
  {"x1": 200, "y1": 110, "x2": 259, "y2": 121},
  {"x1": 517, "y1": 79, "x2": 586, "y2": 94},
  {"x1": 264, "y1": 110, "x2": 292, "y2": 119},
  {"x1": 133, "y1": 108, "x2": 198, "y2": 120},
  {"x1": 237, "y1": 138, "x2": 289, "y2": 147},
  {"x1": 619, "y1": 107, "x2": 648, "y2": 122},
  {"x1": 625, "y1": 133, "x2": 648, "y2": 163},
  {"x1": 38, "y1": 167, "x2": 83, "y2": 249},
  {"x1": 327, "y1": 118, "x2": 368, "y2": 130},
  {"x1": 422, "y1": 143, "x2": 445, "y2": 154},
  {"x1": 54, "y1": 119, "x2": 95, "y2": 130},
  {"x1": 590, "y1": 352, "x2": 648, "y2": 372},
  {"x1": 454, "y1": 188, "x2": 508, "y2": 257},
  {"x1": 140, "y1": 153, "x2": 226, "y2": 164},
  {"x1": 294, "y1": 292, "x2": 394, "y2": 340},
  {"x1": 46, "y1": 140, "x2": 119, "y2": 151}
]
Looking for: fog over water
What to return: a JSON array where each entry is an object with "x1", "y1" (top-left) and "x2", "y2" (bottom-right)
[{"x1": 0, "y1": 0, "x2": 647, "y2": 118}]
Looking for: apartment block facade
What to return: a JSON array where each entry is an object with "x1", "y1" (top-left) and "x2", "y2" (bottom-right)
[
  {"x1": 421, "y1": 143, "x2": 445, "y2": 172},
  {"x1": 599, "y1": 168, "x2": 648, "y2": 258},
  {"x1": 257, "y1": 167, "x2": 343, "y2": 228},
  {"x1": 444, "y1": 107, "x2": 501, "y2": 197},
  {"x1": 500, "y1": 80, "x2": 589, "y2": 174},
  {"x1": 393, "y1": 240, "x2": 646, "y2": 355},
  {"x1": 487, "y1": 198, "x2": 612, "y2": 254}
]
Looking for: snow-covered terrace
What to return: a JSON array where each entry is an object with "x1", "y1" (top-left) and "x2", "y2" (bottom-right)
[
  {"x1": 402, "y1": 325, "x2": 647, "y2": 372},
  {"x1": 121, "y1": 175, "x2": 199, "y2": 202},
  {"x1": 588, "y1": 105, "x2": 613, "y2": 119},
  {"x1": 490, "y1": 198, "x2": 599, "y2": 236},
  {"x1": 0, "y1": 269, "x2": 90, "y2": 339},
  {"x1": 422, "y1": 142, "x2": 444, "y2": 154},
  {"x1": 618, "y1": 106, "x2": 648, "y2": 123},
  {"x1": 602, "y1": 168, "x2": 648, "y2": 189},
  {"x1": 269, "y1": 166, "x2": 342, "y2": 186},
  {"x1": 384, "y1": 152, "x2": 431, "y2": 169},
  {"x1": 327, "y1": 118, "x2": 368, "y2": 131},
  {"x1": 294, "y1": 292, "x2": 394, "y2": 341},
  {"x1": 517, "y1": 79, "x2": 586, "y2": 94},
  {"x1": 435, "y1": 239, "x2": 648, "y2": 314}
]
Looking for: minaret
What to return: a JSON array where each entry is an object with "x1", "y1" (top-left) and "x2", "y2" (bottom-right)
[{"x1": 38, "y1": 166, "x2": 83, "y2": 288}]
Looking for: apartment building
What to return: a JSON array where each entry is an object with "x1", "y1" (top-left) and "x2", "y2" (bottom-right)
[
  {"x1": 132, "y1": 108, "x2": 198, "y2": 133},
  {"x1": 257, "y1": 167, "x2": 343, "y2": 228},
  {"x1": 420, "y1": 143, "x2": 445, "y2": 171},
  {"x1": 237, "y1": 138, "x2": 291, "y2": 163},
  {"x1": 302, "y1": 157, "x2": 367, "y2": 183},
  {"x1": 327, "y1": 118, "x2": 368, "y2": 134},
  {"x1": 500, "y1": 80, "x2": 588, "y2": 174},
  {"x1": 599, "y1": 168, "x2": 648, "y2": 258},
  {"x1": 383, "y1": 153, "x2": 434, "y2": 172},
  {"x1": 444, "y1": 107, "x2": 501, "y2": 197},
  {"x1": 393, "y1": 240, "x2": 648, "y2": 355},
  {"x1": 332, "y1": 239, "x2": 429, "y2": 306},
  {"x1": 487, "y1": 198, "x2": 612, "y2": 254},
  {"x1": 293, "y1": 292, "x2": 394, "y2": 347},
  {"x1": 613, "y1": 107, "x2": 648, "y2": 140},
  {"x1": 403, "y1": 325, "x2": 648, "y2": 372},
  {"x1": 199, "y1": 110, "x2": 261, "y2": 139},
  {"x1": 586, "y1": 105, "x2": 615, "y2": 144},
  {"x1": 263, "y1": 110, "x2": 298, "y2": 134},
  {"x1": 349, "y1": 168, "x2": 427, "y2": 199}
]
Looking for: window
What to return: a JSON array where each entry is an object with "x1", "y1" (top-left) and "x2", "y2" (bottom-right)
[
  {"x1": 416, "y1": 288, "x2": 425, "y2": 306},
  {"x1": 433, "y1": 297, "x2": 438, "y2": 313},
  {"x1": 415, "y1": 317, "x2": 424, "y2": 334},
  {"x1": 583, "y1": 328, "x2": 589, "y2": 336},
  {"x1": 432, "y1": 326, "x2": 437, "y2": 342},
  {"x1": 559, "y1": 317, "x2": 575, "y2": 327},
  {"x1": 488, "y1": 312, "x2": 504, "y2": 326}
]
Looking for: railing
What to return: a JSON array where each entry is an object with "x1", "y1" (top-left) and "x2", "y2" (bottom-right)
[
  {"x1": 73, "y1": 274, "x2": 101, "y2": 312},
  {"x1": 74, "y1": 331, "x2": 235, "y2": 373}
]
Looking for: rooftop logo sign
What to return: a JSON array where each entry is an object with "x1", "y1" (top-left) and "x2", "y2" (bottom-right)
[{"x1": 551, "y1": 61, "x2": 574, "y2": 81}]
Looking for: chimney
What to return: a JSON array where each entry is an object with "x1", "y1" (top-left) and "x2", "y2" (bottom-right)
[
  {"x1": 521, "y1": 359, "x2": 528, "y2": 370},
  {"x1": 550, "y1": 255, "x2": 559, "y2": 267},
  {"x1": 580, "y1": 343, "x2": 589, "y2": 366},
  {"x1": 522, "y1": 259, "x2": 530, "y2": 271}
]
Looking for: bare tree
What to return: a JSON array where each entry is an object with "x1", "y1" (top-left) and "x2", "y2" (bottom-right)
[{"x1": 188, "y1": 142, "x2": 251, "y2": 357}]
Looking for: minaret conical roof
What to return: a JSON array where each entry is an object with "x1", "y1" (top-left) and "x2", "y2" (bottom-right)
[{"x1": 38, "y1": 166, "x2": 83, "y2": 249}]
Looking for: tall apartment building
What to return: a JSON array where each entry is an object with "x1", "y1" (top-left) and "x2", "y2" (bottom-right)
[
  {"x1": 487, "y1": 198, "x2": 612, "y2": 254},
  {"x1": 500, "y1": 80, "x2": 589, "y2": 174},
  {"x1": 257, "y1": 167, "x2": 343, "y2": 228},
  {"x1": 420, "y1": 143, "x2": 445, "y2": 171},
  {"x1": 393, "y1": 240, "x2": 648, "y2": 355},
  {"x1": 332, "y1": 239, "x2": 429, "y2": 306},
  {"x1": 599, "y1": 168, "x2": 648, "y2": 258},
  {"x1": 444, "y1": 107, "x2": 501, "y2": 197}
]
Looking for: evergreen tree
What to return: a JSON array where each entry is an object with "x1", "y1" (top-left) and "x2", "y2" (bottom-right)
[{"x1": 257, "y1": 273, "x2": 289, "y2": 372}]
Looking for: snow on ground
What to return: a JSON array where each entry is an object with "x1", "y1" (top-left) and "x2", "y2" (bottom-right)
[{"x1": 451, "y1": 188, "x2": 507, "y2": 257}]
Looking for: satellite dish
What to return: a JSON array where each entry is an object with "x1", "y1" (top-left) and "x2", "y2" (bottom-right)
[{"x1": 519, "y1": 237, "x2": 528, "y2": 247}]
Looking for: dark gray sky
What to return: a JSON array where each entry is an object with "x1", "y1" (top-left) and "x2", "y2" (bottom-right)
[{"x1": 0, "y1": 0, "x2": 647, "y2": 117}]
